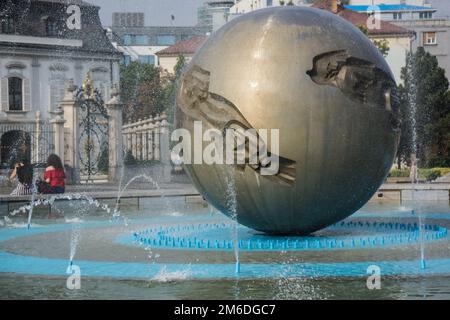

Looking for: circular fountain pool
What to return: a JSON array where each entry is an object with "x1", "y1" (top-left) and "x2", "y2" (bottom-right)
[
  {"x1": 1, "y1": 198, "x2": 450, "y2": 299},
  {"x1": 129, "y1": 221, "x2": 447, "y2": 252}
]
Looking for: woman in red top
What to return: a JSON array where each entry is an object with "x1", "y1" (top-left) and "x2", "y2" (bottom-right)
[{"x1": 37, "y1": 154, "x2": 66, "y2": 194}]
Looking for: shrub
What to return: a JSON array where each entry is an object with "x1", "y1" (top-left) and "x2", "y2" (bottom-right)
[
  {"x1": 124, "y1": 150, "x2": 137, "y2": 166},
  {"x1": 418, "y1": 168, "x2": 450, "y2": 181},
  {"x1": 389, "y1": 169, "x2": 410, "y2": 178},
  {"x1": 97, "y1": 146, "x2": 109, "y2": 174}
]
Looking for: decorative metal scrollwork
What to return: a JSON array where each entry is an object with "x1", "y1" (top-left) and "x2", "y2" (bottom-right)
[{"x1": 75, "y1": 84, "x2": 109, "y2": 181}]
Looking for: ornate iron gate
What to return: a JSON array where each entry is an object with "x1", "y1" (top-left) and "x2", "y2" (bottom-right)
[
  {"x1": 75, "y1": 79, "x2": 109, "y2": 181},
  {"x1": 0, "y1": 123, "x2": 54, "y2": 169}
]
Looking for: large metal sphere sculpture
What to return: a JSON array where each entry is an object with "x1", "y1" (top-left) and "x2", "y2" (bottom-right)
[{"x1": 176, "y1": 6, "x2": 400, "y2": 235}]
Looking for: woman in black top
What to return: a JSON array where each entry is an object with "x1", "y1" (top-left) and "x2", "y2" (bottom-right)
[{"x1": 10, "y1": 159, "x2": 34, "y2": 196}]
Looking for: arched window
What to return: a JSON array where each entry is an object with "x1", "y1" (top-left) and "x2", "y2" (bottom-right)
[
  {"x1": 0, "y1": 131, "x2": 31, "y2": 168},
  {"x1": 8, "y1": 77, "x2": 23, "y2": 111},
  {"x1": 0, "y1": 16, "x2": 15, "y2": 34},
  {"x1": 45, "y1": 17, "x2": 58, "y2": 37}
]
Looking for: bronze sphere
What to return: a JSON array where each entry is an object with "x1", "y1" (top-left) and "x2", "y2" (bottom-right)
[{"x1": 176, "y1": 6, "x2": 400, "y2": 234}]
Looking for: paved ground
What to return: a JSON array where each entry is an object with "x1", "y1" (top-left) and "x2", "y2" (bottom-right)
[
  {"x1": 436, "y1": 173, "x2": 450, "y2": 183},
  {"x1": 0, "y1": 182, "x2": 200, "y2": 202},
  {"x1": 0, "y1": 181, "x2": 449, "y2": 203}
]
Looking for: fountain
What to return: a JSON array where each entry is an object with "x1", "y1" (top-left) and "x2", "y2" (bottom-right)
[
  {"x1": 176, "y1": 6, "x2": 400, "y2": 235},
  {"x1": 224, "y1": 167, "x2": 240, "y2": 274},
  {"x1": 404, "y1": 50, "x2": 427, "y2": 270},
  {"x1": 1, "y1": 6, "x2": 449, "y2": 300}
]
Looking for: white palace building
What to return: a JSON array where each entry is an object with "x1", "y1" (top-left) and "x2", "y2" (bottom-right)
[{"x1": 0, "y1": 0, "x2": 121, "y2": 170}]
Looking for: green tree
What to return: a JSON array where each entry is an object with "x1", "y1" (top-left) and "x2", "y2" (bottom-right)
[
  {"x1": 357, "y1": 24, "x2": 390, "y2": 57},
  {"x1": 120, "y1": 61, "x2": 164, "y2": 122},
  {"x1": 425, "y1": 112, "x2": 450, "y2": 167},
  {"x1": 397, "y1": 47, "x2": 450, "y2": 167},
  {"x1": 161, "y1": 55, "x2": 187, "y2": 125}
]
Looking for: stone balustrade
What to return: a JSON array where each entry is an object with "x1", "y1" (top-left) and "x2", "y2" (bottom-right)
[{"x1": 122, "y1": 112, "x2": 170, "y2": 163}]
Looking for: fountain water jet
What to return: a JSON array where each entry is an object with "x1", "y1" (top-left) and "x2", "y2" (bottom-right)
[
  {"x1": 113, "y1": 174, "x2": 174, "y2": 222},
  {"x1": 26, "y1": 169, "x2": 39, "y2": 230},
  {"x1": 405, "y1": 53, "x2": 427, "y2": 270},
  {"x1": 224, "y1": 167, "x2": 240, "y2": 274}
]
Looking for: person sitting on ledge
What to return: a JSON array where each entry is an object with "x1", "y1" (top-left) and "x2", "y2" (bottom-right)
[
  {"x1": 36, "y1": 154, "x2": 66, "y2": 194},
  {"x1": 10, "y1": 159, "x2": 34, "y2": 196}
]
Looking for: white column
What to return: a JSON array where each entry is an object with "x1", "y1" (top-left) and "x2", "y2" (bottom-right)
[
  {"x1": 50, "y1": 107, "x2": 66, "y2": 166},
  {"x1": 61, "y1": 79, "x2": 80, "y2": 183},
  {"x1": 106, "y1": 86, "x2": 124, "y2": 182},
  {"x1": 31, "y1": 58, "x2": 40, "y2": 114}
]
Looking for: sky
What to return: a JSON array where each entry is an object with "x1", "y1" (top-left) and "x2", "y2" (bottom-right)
[
  {"x1": 427, "y1": 0, "x2": 450, "y2": 18},
  {"x1": 85, "y1": 0, "x2": 450, "y2": 27},
  {"x1": 86, "y1": 0, "x2": 207, "y2": 27}
]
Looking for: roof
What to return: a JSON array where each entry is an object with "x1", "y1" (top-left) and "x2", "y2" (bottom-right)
[
  {"x1": 0, "y1": 0, "x2": 119, "y2": 54},
  {"x1": 156, "y1": 36, "x2": 207, "y2": 56},
  {"x1": 34, "y1": 0, "x2": 96, "y2": 7},
  {"x1": 344, "y1": 4, "x2": 436, "y2": 13},
  {"x1": 312, "y1": 0, "x2": 414, "y2": 36}
]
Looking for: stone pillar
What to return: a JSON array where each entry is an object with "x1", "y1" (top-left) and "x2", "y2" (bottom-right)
[
  {"x1": 131, "y1": 129, "x2": 137, "y2": 158},
  {"x1": 122, "y1": 127, "x2": 128, "y2": 152},
  {"x1": 60, "y1": 79, "x2": 80, "y2": 184},
  {"x1": 137, "y1": 119, "x2": 143, "y2": 161},
  {"x1": 160, "y1": 112, "x2": 171, "y2": 166},
  {"x1": 142, "y1": 121, "x2": 149, "y2": 161},
  {"x1": 50, "y1": 106, "x2": 66, "y2": 166},
  {"x1": 147, "y1": 117, "x2": 154, "y2": 160},
  {"x1": 154, "y1": 115, "x2": 161, "y2": 161},
  {"x1": 127, "y1": 130, "x2": 132, "y2": 155},
  {"x1": 160, "y1": 112, "x2": 171, "y2": 182},
  {"x1": 34, "y1": 111, "x2": 41, "y2": 164},
  {"x1": 106, "y1": 86, "x2": 124, "y2": 182},
  {"x1": 31, "y1": 58, "x2": 40, "y2": 113}
]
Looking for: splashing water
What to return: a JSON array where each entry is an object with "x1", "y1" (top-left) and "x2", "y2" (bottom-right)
[
  {"x1": 113, "y1": 174, "x2": 174, "y2": 222},
  {"x1": 67, "y1": 223, "x2": 81, "y2": 274},
  {"x1": 0, "y1": 175, "x2": 10, "y2": 185},
  {"x1": 10, "y1": 193, "x2": 112, "y2": 216},
  {"x1": 26, "y1": 169, "x2": 40, "y2": 229},
  {"x1": 405, "y1": 52, "x2": 426, "y2": 270},
  {"x1": 152, "y1": 265, "x2": 191, "y2": 282},
  {"x1": 7, "y1": 193, "x2": 112, "y2": 273},
  {"x1": 225, "y1": 166, "x2": 240, "y2": 274}
]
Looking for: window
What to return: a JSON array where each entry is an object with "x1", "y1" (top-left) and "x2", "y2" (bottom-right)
[
  {"x1": 393, "y1": 13, "x2": 402, "y2": 20},
  {"x1": 45, "y1": 17, "x2": 58, "y2": 37},
  {"x1": 156, "y1": 35, "x2": 176, "y2": 46},
  {"x1": 122, "y1": 55, "x2": 131, "y2": 65},
  {"x1": 423, "y1": 32, "x2": 437, "y2": 45},
  {"x1": 135, "y1": 35, "x2": 148, "y2": 45},
  {"x1": 419, "y1": 12, "x2": 432, "y2": 19},
  {"x1": 123, "y1": 34, "x2": 132, "y2": 45},
  {"x1": 122, "y1": 34, "x2": 149, "y2": 45},
  {"x1": 138, "y1": 55, "x2": 155, "y2": 65},
  {"x1": 1, "y1": 16, "x2": 15, "y2": 34},
  {"x1": 8, "y1": 77, "x2": 23, "y2": 111},
  {"x1": 267, "y1": 0, "x2": 273, "y2": 6}
]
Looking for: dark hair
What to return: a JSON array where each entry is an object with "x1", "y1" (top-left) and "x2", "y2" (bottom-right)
[
  {"x1": 17, "y1": 160, "x2": 33, "y2": 186},
  {"x1": 47, "y1": 154, "x2": 64, "y2": 170}
]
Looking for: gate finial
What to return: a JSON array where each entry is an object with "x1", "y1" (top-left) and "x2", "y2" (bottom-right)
[{"x1": 82, "y1": 71, "x2": 95, "y2": 99}]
